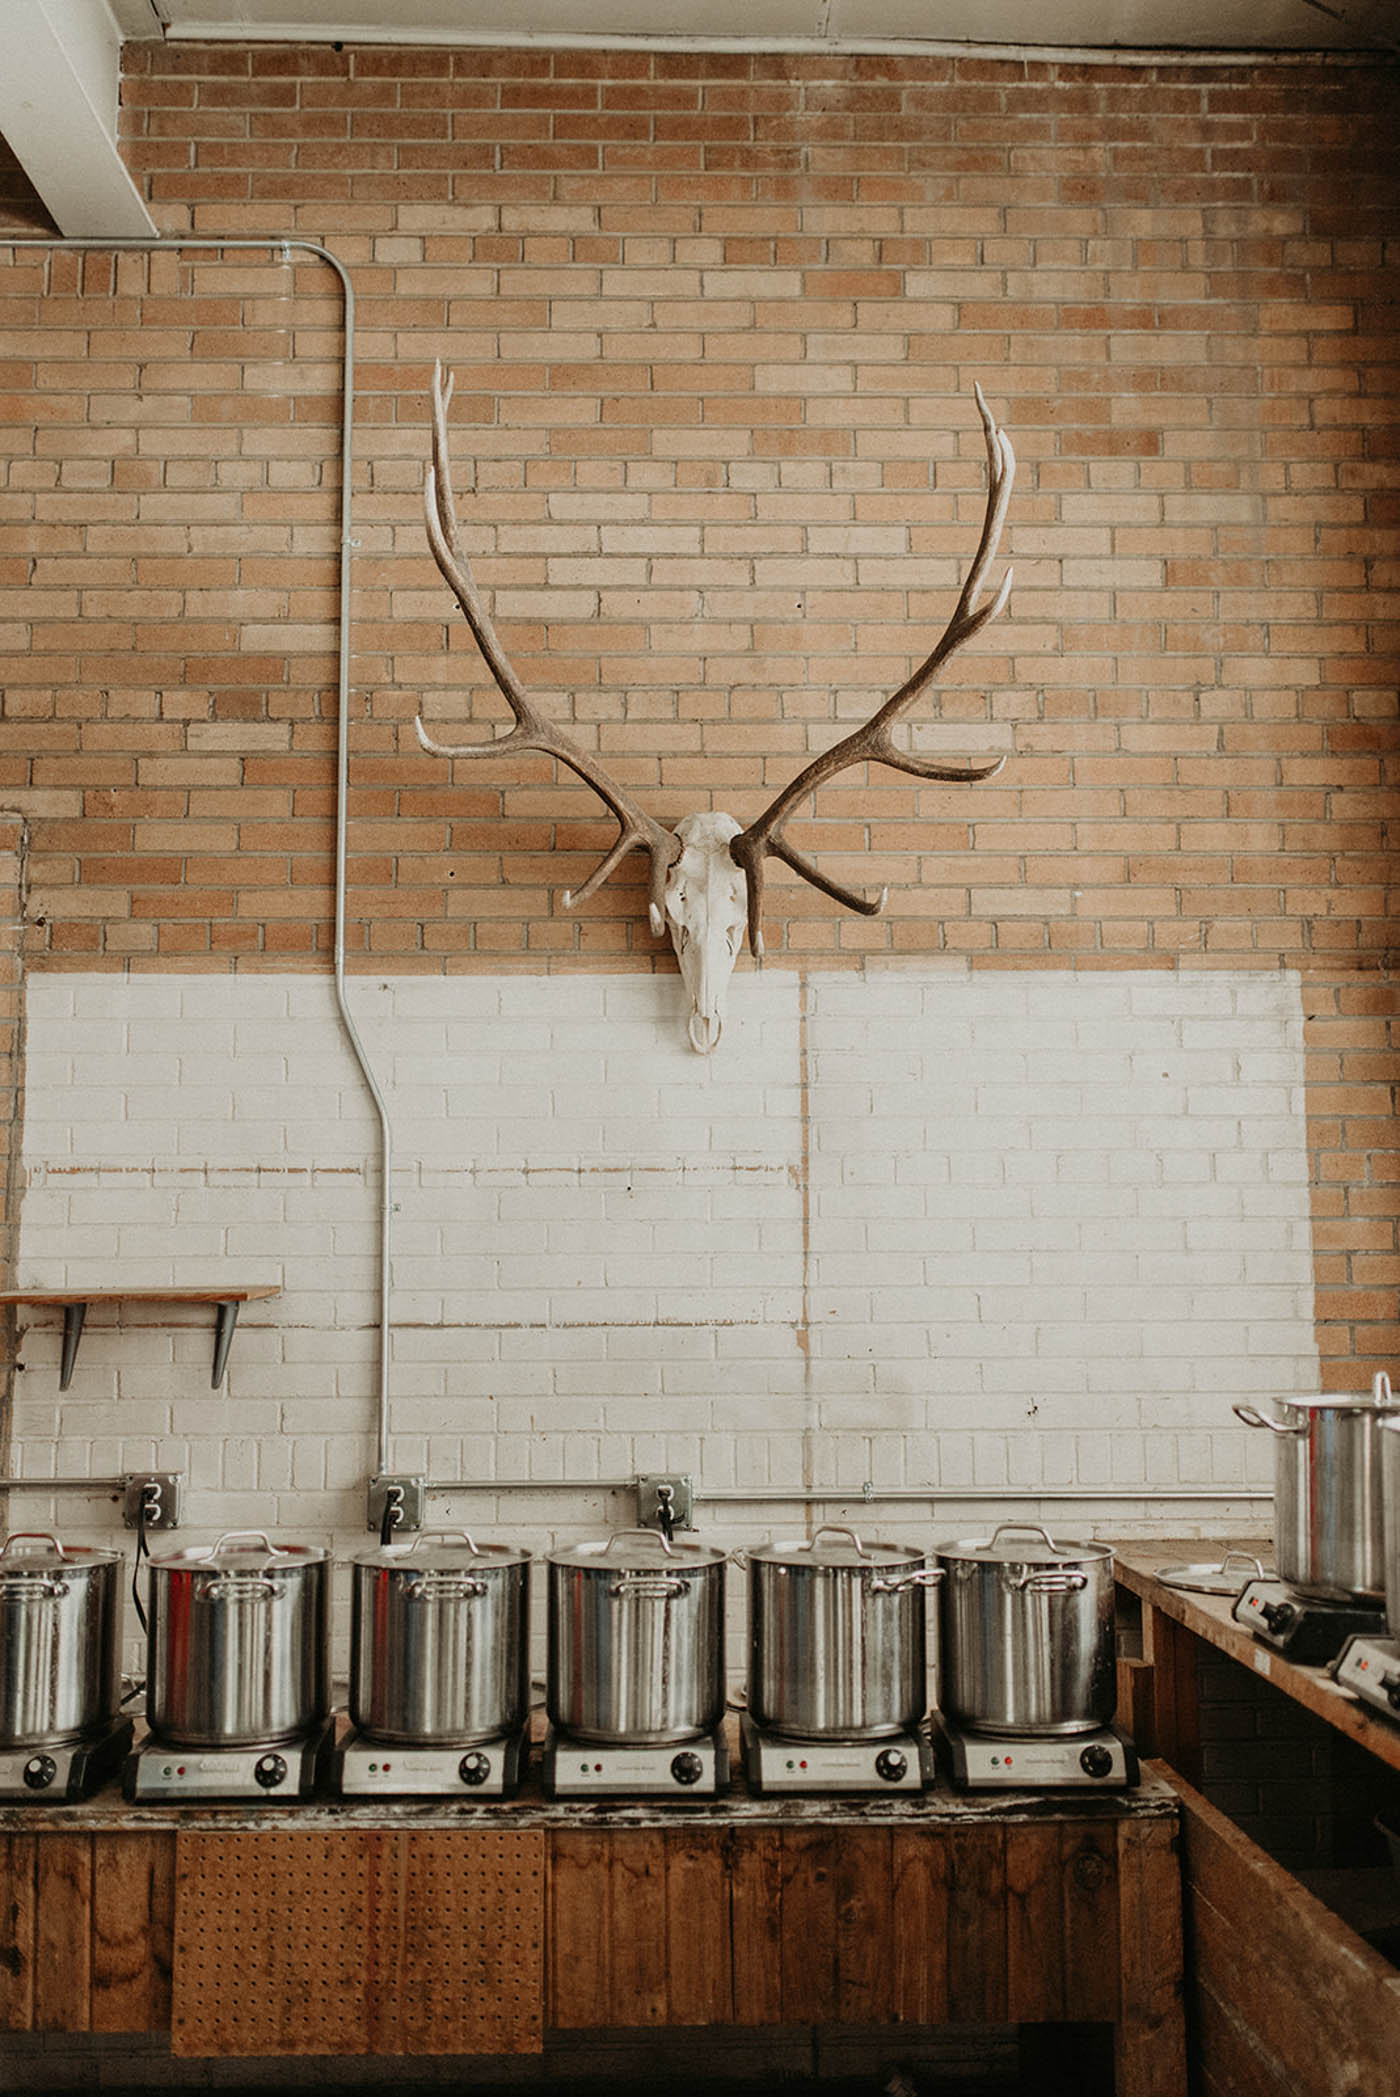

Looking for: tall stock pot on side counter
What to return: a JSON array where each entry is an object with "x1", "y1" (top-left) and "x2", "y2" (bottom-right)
[
  {"x1": 350, "y1": 1530, "x2": 530, "y2": 1745},
  {"x1": 1234, "y1": 1374, "x2": 1395, "y2": 1603},
  {"x1": 547, "y1": 1530, "x2": 726, "y2": 1744},
  {"x1": 0, "y1": 1532, "x2": 122, "y2": 1748},
  {"x1": 935, "y1": 1525, "x2": 1116, "y2": 1738},
  {"x1": 742, "y1": 1526, "x2": 940, "y2": 1741},
  {"x1": 146, "y1": 1530, "x2": 330, "y2": 1747}
]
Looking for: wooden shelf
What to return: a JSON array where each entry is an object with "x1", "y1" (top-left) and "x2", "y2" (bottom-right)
[{"x1": 0, "y1": 1287, "x2": 280, "y2": 1390}]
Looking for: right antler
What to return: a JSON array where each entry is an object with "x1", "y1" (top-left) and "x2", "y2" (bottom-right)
[
  {"x1": 415, "y1": 363, "x2": 680, "y2": 931},
  {"x1": 730, "y1": 384, "x2": 1013, "y2": 956}
]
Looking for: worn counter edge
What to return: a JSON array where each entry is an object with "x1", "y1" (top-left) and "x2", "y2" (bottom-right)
[{"x1": 0, "y1": 1762, "x2": 1180, "y2": 1833}]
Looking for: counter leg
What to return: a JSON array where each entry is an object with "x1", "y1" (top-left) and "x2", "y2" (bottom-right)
[{"x1": 1114, "y1": 1814, "x2": 1188, "y2": 2097}]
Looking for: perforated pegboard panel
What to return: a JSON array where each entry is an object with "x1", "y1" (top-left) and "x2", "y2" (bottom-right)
[
  {"x1": 171, "y1": 1830, "x2": 543, "y2": 2058},
  {"x1": 389, "y1": 1832, "x2": 544, "y2": 2055}
]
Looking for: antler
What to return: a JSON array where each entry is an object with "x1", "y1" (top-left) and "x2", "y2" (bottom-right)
[
  {"x1": 730, "y1": 383, "x2": 1014, "y2": 956},
  {"x1": 415, "y1": 362, "x2": 680, "y2": 931}
]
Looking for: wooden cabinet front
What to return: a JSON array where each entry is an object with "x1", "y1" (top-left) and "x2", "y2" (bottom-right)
[{"x1": 0, "y1": 1787, "x2": 1185, "y2": 2097}]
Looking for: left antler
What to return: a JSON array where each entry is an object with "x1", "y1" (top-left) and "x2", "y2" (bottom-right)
[
  {"x1": 415, "y1": 362, "x2": 681, "y2": 931},
  {"x1": 730, "y1": 384, "x2": 1014, "y2": 956}
]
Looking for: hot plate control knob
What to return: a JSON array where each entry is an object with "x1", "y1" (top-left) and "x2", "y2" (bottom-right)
[
  {"x1": 1382, "y1": 1674, "x2": 1400, "y2": 1713},
  {"x1": 458, "y1": 1751, "x2": 491, "y2": 1786},
  {"x1": 875, "y1": 1748, "x2": 908, "y2": 1784},
  {"x1": 669, "y1": 1750, "x2": 704, "y2": 1786},
  {"x1": 253, "y1": 1752, "x2": 288, "y2": 1790},
  {"x1": 1261, "y1": 1599, "x2": 1296, "y2": 1635},
  {"x1": 22, "y1": 1753, "x2": 56, "y2": 1791},
  {"x1": 1079, "y1": 1743, "x2": 1115, "y2": 1780}
]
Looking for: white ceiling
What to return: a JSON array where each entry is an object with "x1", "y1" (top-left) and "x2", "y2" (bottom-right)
[{"x1": 107, "y1": 0, "x2": 1400, "y2": 53}]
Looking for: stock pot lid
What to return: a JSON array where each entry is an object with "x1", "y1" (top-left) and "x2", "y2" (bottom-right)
[
  {"x1": 355, "y1": 1530, "x2": 529, "y2": 1572},
  {"x1": 748, "y1": 1526, "x2": 925, "y2": 1570},
  {"x1": 0, "y1": 1531, "x2": 119, "y2": 1573},
  {"x1": 1279, "y1": 1394, "x2": 1397, "y2": 1414},
  {"x1": 149, "y1": 1529, "x2": 327, "y2": 1571},
  {"x1": 549, "y1": 1530, "x2": 725, "y2": 1572},
  {"x1": 936, "y1": 1524, "x2": 1112, "y2": 1567}
]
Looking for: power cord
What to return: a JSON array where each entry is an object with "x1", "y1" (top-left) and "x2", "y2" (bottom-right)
[{"x1": 131, "y1": 1481, "x2": 160, "y2": 1633}]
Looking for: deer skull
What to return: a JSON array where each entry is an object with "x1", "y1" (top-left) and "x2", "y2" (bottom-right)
[
  {"x1": 414, "y1": 363, "x2": 1014, "y2": 1052},
  {"x1": 662, "y1": 813, "x2": 748, "y2": 1054}
]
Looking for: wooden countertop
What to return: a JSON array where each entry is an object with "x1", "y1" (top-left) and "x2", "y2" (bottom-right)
[
  {"x1": 0, "y1": 1713, "x2": 1180, "y2": 1834},
  {"x1": 1114, "y1": 1539, "x2": 1400, "y2": 1775}
]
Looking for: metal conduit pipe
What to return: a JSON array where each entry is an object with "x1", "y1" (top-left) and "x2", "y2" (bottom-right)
[
  {"x1": 2, "y1": 234, "x2": 395, "y2": 1472},
  {"x1": 0, "y1": 1476, "x2": 129, "y2": 1493},
  {"x1": 420, "y1": 1478, "x2": 1269, "y2": 1504}
]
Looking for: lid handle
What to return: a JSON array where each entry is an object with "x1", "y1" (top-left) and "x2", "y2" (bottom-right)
[
  {"x1": 809, "y1": 1524, "x2": 868, "y2": 1558},
  {"x1": 1374, "y1": 1372, "x2": 1393, "y2": 1406},
  {"x1": 602, "y1": 1527, "x2": 675, "y2": 1558},
  {"x1": 986, "y1": 1522, "x2": 1063, "y2": 1553},
  {"x1": 0, "y1": 1531, "x2": 66, "y2": 1559},
  {"x1": 406, "y1": 1528, "x2": 480, "y2": 1556}
]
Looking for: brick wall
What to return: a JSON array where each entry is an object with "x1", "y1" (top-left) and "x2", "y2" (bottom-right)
[{"x1": 0, "y1": 42, "x2": 1396, "y2": 1555}]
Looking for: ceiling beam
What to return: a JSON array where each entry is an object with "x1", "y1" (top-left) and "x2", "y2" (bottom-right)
[{"x1": 0, "y1": 0, "x2": 156, "y2": 238}]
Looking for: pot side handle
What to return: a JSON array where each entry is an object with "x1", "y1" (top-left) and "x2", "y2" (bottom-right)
[
  {"x1": 1008, "y1": 1569, "x2": 1089, "y2": 1595},
  {"x1": 1232, "y1": 1404, "x2": 1307, "y2": 1437},
  {"x1": 869, "y1": 1568, "x2": 946, "y2": 1594}
]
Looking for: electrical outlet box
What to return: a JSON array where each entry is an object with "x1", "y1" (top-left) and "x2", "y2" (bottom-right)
[
  {"x1": 122, "y1": 1473, "x2": 184, "y2": 1531},
  {"x1": 636, "y1": 1474, "x2": 695, "y2": 1533},
  {"x1": 367, "y1": 1474, "x2": 425, "y2": 1535}
]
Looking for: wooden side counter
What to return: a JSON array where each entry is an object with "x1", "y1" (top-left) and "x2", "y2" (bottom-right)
[
  {"x1": 0, "y1": 1745, "x2": 1187, "y2": 2096},
  {"x1": 1114, "y1": 1543, "x2": 1400, "y2": 2097}
]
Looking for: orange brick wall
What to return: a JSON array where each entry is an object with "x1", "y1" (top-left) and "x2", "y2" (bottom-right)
[{"x1": 0, "y1": 40, "x2": 1396, "y2": 1378}]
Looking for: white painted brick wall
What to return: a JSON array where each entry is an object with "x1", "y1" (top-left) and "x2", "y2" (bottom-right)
[{"x1": 9, "y1": 965, "x2": 1314, "y2": 1669}]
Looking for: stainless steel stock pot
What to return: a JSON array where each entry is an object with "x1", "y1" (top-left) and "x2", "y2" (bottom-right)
[
  {"x1": 1379, "y1": 1414, "x2": 1400, "y2": 1640},
  {"x1": 1234, "y1": 1375, "x2": 1395, "y2": 1603},
  {"x1": 934, "y1": 1524, "x2": 1115, "y2": 1738},
  {"x1": 146, "y1": 1529, "x2": 330, "y2": 1747},
  {"x1": 350, "y1": 1529, "x2": 530, "y2": 1745},
  {"x1": 0, "y1": 1532, "x2": 122, "y2": 1748},
  {"x1": 547, "y1": 1529, "x2": 725, "y2": 1745},
  {"x1": 742, "y1": 1525, "x2": 939, "y2": 1742}
]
